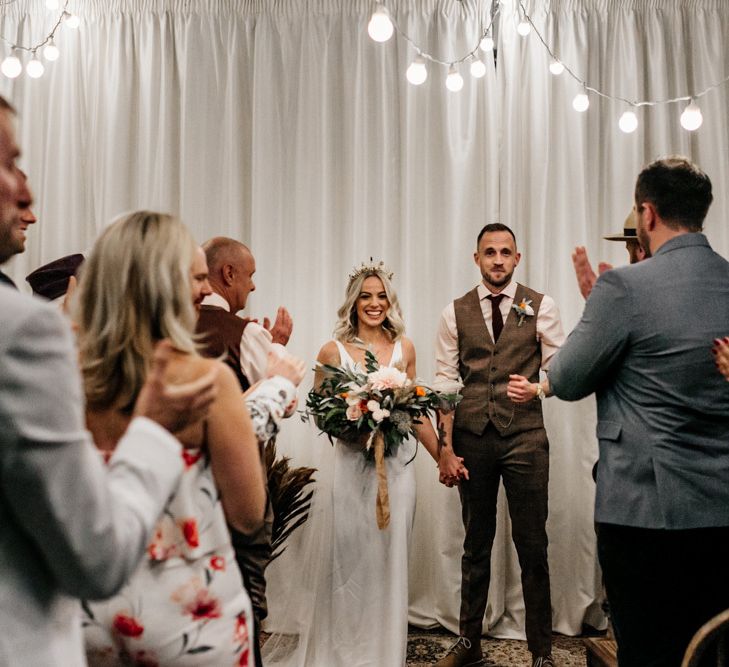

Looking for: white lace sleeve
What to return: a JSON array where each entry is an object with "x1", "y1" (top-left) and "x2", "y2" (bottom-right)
[{"x1": 245, "y1": 376, "x2": 297, "y2": 442}]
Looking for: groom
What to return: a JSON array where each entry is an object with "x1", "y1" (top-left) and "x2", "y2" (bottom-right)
[{"x1": 435, "y1": 223, "x2": 564, "y2": 667}]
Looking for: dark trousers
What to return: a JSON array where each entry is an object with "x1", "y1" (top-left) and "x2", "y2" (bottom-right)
[
  {"x1": 597, "y1": 523, "x2": 729, "y2": 667},
  {"x1": 454, "y1": 423, "x2": 552, "y2": 657}
]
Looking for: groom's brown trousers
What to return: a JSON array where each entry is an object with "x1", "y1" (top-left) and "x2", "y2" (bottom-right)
[{"x1": 454, "y1": 422, "x2": 552, "y2": 657}]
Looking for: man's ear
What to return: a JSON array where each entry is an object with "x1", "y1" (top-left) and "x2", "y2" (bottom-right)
[
  {"x1": 222, "y1": 263, "x2": 235, "y2": 286},
  {"x1": 642, "y1": 202, "x2": 658, "y2": 231}
]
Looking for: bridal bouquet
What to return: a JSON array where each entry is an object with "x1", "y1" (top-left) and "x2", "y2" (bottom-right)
[
  {"x1": 304, "y1": 350, "x2": 461, "y2": 457},
  {"x1": 303, "y1": 350, "x2": 461, "y2": 529}
]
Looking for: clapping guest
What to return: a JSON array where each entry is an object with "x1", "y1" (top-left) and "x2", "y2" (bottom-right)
[
  {"x1": 78, "y1": 211, "x2": 265, "y2": 666},
  {"x1": 0, "y1": 97, "x2": 217, "y2": 666},
  {"x1": 713, "y1": 337, "x2": 729, "y2": 381}
]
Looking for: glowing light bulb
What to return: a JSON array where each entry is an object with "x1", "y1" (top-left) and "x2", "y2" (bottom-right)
[
  {"x1": 43, "y1": 42, "x2": 60, "y2": 61},
  {"x1": 549, "y1": 60, "x2": 564, "y2": 75},
  {"x1": 45, "y1": 0, "x2": 59, "y2": 9},
  {"x1": 517, "y1": 20, "x2": 531, "y2": 36},
  {"x1": 480, "y1": 36, "x2": 494, "y2": 52},
  {"x1": 572, "y1": 92, "x2": 590, "y2": 112},
  {"x1": 26, "y1": 57, "x2": 44, "y2": 79},
  {"x1": 618, "y1": 110, "x2": 638, "y2": 133},
  {"x1": 1, "y1": 55, "x2": 22, "y2": 79},
  {"x1": 680, "y1": 100, "x2": 703, "y2": 131},
  {"x1": 406, "y1": 57, "x2": 427, "y2": 85},
  {"x1": 445, "y1": 66, "x2": 464, "y2": 92},
  {"x1": 367, "y1": 5, "x2": 393, "y2": 43},
  {"x1": 65, "y1": 13, "x2": 81, "y2": 29},
  {"x1": 470, "y1": 59, "x2": 487, "y2": 79}
]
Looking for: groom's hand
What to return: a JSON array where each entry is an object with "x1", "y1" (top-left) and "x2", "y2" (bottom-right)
[{"x1": 438, "y1": 448, "x2": 469, "y2": 487}]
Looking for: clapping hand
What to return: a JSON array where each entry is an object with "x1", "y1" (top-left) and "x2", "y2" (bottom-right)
[
  {"x1": 713, "y1": 337, "x2": 729, "y2": 382},
  {"x1": 572, "y1": 246, "x2": 613, "y2": 299},
  {"x1": 263, "y1": 307, "x2": 293, "y2": 345},
  {"x1": 134, "y1": 340, "x2": 218, "y2": 436}
]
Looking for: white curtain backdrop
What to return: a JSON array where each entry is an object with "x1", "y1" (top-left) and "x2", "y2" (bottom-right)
[{"x1": 2, "y1": 0, "x2": 728, "y2": 646}]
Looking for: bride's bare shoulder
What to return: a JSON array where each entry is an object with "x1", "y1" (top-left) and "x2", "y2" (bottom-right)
[{"x1": 317, "y1": 340, "x2": 341, "y2": 365}]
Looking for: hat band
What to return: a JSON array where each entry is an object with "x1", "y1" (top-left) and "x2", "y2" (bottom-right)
[{"x1": 622, "y1": 228, "x2": 637, "y2": 237}]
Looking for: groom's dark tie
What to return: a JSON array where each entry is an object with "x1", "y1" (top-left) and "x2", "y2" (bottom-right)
[{"x1": 487, "y1": 293, "x2": 505, "y2": 342}]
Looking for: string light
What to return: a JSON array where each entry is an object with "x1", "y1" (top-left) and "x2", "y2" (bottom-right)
[
  {"x1": 479, "y1": 35, "x2": 494, "y2": 52},
  {"x1": 680, "y1": 100, "x2": 703, "y2": 131},
  {"x1": 445, "y1": 65, "x2": 464, "y2": 92},
  {"x1": 516, "y1": 19, "x2": 531, "y2": 37},
  {"x1": 549, "y1": 60, "x2": 564, "y2": 76},
  {"x1": 618, "y1": 109, "x2": 638, "y2": 133},
  {"x1": 43, "y1": 41, "x2": 60, "y2": 62},
  {"x1": 515, "y1": 0, "x2": 726, "y2": 132},
  {"x1": 406, "y1": 56, "x2": 427, "y2": 85},
  {"x1": 64, "y1": 12, "x2": 80, "y2": 29},
  {"x1": 470, "y1": 58, "x2": 487, "y2": 79},
  {"x1": 26, "y1": 52, "x2": 45, "y2": 79},
  {"x1": 1, "y1": 53, "x2": 21, "y2": 79},
  {"x1": 572, "y1": 91, "x2": 590, "y2": 112},
  {"x1": 367, "y1": 4, "x2": 394, "y2": 43},
  {"x1": 368, "y1": 2, "x2": 499, "y2": 92},
  {"x1": 0, "y1": 2, "x2": 74, "y2": 79}
]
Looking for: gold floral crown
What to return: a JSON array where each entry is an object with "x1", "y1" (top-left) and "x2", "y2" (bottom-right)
[{"x1": 348, "y1": 258, "x2": 394, "y2": 284}]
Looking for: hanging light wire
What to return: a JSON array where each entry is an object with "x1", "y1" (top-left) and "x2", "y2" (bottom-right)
[
  {"x1": 0, "y1": 0, "x2": 72, "y2": 54},
  {"x1": 515, "y1": 0, "x2": 729, "y2": 109},
  {"x1": 382, "y1": 1, "x2": 501, "y2": 67}
]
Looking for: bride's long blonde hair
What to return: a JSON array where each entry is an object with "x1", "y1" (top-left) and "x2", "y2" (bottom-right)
[
  {"x1": 332, "y1": 268, "x2": 405, "y2": 343},
  {"x1": 75, "y1": 210, "x2": 198, "y2": 412}
]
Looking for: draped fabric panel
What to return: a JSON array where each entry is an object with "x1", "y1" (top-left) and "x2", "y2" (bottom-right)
[{"x1": 1, "y1": 0, "x2": 727, "y2": 644}]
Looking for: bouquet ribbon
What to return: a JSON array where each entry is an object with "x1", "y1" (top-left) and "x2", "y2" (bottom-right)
[{"x1": 373, "y1": 431, "x2": 390, "y2": 530}]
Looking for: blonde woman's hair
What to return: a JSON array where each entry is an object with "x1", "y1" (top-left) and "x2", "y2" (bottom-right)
[
  {"x1": 333, "y1": 269, "x2": 405, "y2": 343},
  {"x1": 75, "y1": 210, "x2": 198, "y2": 412}
]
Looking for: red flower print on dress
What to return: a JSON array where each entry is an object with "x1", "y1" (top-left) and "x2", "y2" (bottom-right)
[
  {"x1": 146, "y1": 518, "x2": 178, "y2": 562},
  {"x1": 209, "y1": 555, "x2": 225, "y2": 571},
  {"x1": 180, "y1": 518, "x2": 199, "y2": 548},
  {"x1": 234, "y1": 612, "x2": 251, "y2": 666},
  {"x1": 171, "y1": 578, "x2": 222, "y2": 621},
  {"x1": 181, "y1": 449, "x2": 203, "y2": 468},
  {"x1": 112, "y1": 612, "x2": 144, "y2": 638}
]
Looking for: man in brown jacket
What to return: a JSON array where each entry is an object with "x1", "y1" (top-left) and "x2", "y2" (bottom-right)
[{"x1": 434, "y1": 223, "x2": 565, "y2": 667}]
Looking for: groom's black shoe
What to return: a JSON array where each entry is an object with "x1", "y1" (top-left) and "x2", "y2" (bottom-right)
[{"x1": 434, "y1": 636, "x2": 484, "y2": 667}]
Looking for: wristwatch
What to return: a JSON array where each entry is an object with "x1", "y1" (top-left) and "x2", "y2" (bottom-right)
[{"x1": 534, "y1": 383, "x2": 546, "y2": 401}]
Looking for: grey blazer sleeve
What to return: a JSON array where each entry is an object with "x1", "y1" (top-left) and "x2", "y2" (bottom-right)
[
  {"x1": 0, "y1": 302, "x2": 183, "y2": 600},
  {"x1": 549, "y1": 269, "x2": 632, "y2": 401}
]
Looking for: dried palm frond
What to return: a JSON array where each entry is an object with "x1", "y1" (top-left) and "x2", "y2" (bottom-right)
[{"x1": 265, "y1": 438, "x2": 317, "y2": 563}]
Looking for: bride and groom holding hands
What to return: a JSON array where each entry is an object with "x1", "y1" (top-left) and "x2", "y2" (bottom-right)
[{"x1": 270, "y1": 222, "x2": 563, "y2": 667}]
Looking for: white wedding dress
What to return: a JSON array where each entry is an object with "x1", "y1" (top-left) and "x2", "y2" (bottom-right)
[{"x1": 263, "y1": 339, "x2": 416, "y2": 667}]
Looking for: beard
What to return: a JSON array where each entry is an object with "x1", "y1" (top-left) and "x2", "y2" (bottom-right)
[{"x1": 483, "y1": 268, "x2": 514, "y2": 289}]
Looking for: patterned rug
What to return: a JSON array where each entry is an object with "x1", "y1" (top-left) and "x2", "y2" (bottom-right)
[
  {"x1": 406, "y1": 627, "x2": 588, "y2": 666},
  {"x1": 262, "y1": 627, "x2": 591, "y2": 666}
]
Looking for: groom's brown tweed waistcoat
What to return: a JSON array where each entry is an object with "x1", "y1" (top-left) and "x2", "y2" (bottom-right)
[{"x1": 453, "y1": 283, "x2": 544, "y2": 437}]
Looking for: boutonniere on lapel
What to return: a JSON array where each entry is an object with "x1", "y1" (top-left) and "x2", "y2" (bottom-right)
[{"x1": 512, "y1": 298, "x2": 534, "y2": 327}]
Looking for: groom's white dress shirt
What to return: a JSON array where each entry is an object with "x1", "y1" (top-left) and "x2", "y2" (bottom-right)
[
  {"x1": 0, "y1": 284, "x2": 184, "y2": 665},
  {"x1": 435, "y1": 281, "x2": 565, "y2": 383}
]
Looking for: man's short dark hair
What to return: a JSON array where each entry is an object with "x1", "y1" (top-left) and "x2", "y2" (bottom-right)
[
  {"x1": 635, "y1": 156, "x2": 712, "y2": 232},
  {"x1": 476, "y1": 223, "x2": 517, "y2": 248}
]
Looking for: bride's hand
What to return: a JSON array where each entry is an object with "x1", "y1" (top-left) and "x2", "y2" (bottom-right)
[{"x1": 438, "y1": 448, "x2": 467, "y2": 487}]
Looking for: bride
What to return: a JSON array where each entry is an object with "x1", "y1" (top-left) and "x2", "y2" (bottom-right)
[{"x1": 265, "y1": 261, "x2": 467, "y2": 667}]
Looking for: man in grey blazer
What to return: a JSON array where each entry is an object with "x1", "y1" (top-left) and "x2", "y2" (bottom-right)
[
  {"x1": 547, "y1": 157, "x2": 729, "y2": 667},
  {"x1": 0, "y1": 96, "x2": 217, "y2": 664}
]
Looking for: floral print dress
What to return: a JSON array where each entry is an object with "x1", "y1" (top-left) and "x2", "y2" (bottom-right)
[{"x1": 83, "y1": 446, "x2": 254, "y2": 667}]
